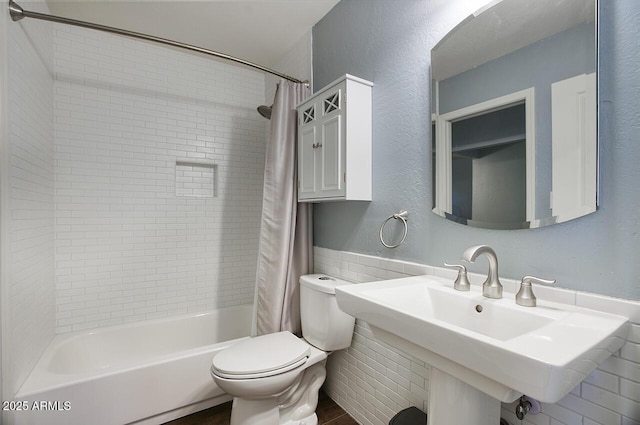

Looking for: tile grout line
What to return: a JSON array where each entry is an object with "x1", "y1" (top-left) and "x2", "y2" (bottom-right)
[{"x1": 323, "y1": 412, "x2": 358, "y2": 425}]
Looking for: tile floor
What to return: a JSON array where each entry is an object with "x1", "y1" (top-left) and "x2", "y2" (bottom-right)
[{"x1": 163, "y1": 390, "x2": 359, "y2": 425}]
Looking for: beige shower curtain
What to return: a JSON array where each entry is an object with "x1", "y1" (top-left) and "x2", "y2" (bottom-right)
[{"x1": 254, "y1": 80, "x2": 312, "y2": 336}]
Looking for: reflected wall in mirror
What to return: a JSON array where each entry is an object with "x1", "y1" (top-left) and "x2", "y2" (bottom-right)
[{"x1": 431, "y1": 0, "x2": 597, "y2": 229}]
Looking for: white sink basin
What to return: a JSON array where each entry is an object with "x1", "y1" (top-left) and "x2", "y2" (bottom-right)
[{"x1": 335, "y1": 275, "x2": 629, "y2": 404}]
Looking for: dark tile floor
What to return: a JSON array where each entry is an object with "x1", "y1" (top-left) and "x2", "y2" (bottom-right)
[{"x1": 163, "y1": 390, "x2": 358, "y2": 425}]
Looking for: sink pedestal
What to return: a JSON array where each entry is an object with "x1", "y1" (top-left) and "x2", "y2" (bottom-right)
[
  {"x1": 367, "y1": 325, "x2": 514, "y2": 424},
  {"x1": 429, "y1": 368, "x2": 500, "y2": 425}
]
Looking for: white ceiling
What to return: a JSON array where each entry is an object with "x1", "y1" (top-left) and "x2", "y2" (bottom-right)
[
  {"x1": 432, "y1": 0, "x2": 596, "y2": 80},
  {"x1": 44, "y1": 0, "x2": 339, "y2": 71}
]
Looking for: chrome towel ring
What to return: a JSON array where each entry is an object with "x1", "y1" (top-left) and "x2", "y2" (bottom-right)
[{"x1": 379, "y1": 210, "x2": 408, "y2": 248}]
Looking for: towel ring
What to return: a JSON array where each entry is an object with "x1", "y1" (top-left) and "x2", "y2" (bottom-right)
[{"x1": 379, "y1": 210, "x2": 408, "y2": 249}]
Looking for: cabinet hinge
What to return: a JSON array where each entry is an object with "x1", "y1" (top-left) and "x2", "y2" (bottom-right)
[{"x1": 344, "y1": 172, "x2": 346, "y2": 183}]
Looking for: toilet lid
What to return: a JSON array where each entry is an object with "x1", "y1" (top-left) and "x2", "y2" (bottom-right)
[{"x1": 211, "y1": 331, "x2": 310, "y2": 377}]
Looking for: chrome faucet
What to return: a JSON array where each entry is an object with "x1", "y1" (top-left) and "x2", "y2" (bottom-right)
[
  {"x1": 461, "y1": 245, "x2": 503, "y2": 299},
  {"x1": 515, "y1": 276, "x2": 556, "y2": 307}
]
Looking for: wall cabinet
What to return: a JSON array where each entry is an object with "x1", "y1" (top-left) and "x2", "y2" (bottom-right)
[{"x1": 296, "y1": 74, "x2": 372, "y2": 202}]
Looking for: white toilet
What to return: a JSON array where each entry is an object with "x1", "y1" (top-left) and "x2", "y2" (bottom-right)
[{"x1": 210, "y1": 274, "x2": 355, "y2": 425}]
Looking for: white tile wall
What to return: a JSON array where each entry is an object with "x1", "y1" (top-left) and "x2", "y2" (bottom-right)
[
  {"x1": 315, "y1": 247, "x2": 640, "y2": 425},
  {"x1": 53, "y1": 25, "x2": 267, "y2": 332},
  {"x1": 265, "y1": 30, "x2": 313, "y2": 108},
  {"x1": 175, "y1": 162, "x2": 217, "y2": 198},
  {"x1": 2, "y1": 4, "x2": 55, "y2": 400}
]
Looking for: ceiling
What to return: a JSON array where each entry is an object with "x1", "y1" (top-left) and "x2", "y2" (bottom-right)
[
  {"x1": 44, "y1": 0, "x2": 339, "y2": 71},
  {"x1": 432, "y1": 0, "x2": 595, "y2": 80}
]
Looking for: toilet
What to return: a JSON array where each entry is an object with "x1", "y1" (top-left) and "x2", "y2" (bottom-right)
[{"x1": 210, "y1": 274, "x2": 356, "y2": 425}]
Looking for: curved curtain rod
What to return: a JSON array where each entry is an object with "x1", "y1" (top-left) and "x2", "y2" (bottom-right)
[{"x1": 8, "y1": 0, "x2": 307, "y2": 85}]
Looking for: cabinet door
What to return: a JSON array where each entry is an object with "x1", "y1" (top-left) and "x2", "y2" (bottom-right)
[
  {"x1": 319, "y1": 113, "x2": 345, "y2": 197},
  {"x1": 298, "y1": 123, "x2": 317, "y2": 199},
  {"x1": 298, "y1": 102, "x2": 318, "y2": 199},
  {"x1": 317, "y1": 85, "x2": 346, "y2": 198}
]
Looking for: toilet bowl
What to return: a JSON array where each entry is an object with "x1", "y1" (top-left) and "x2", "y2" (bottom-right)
[{"x1": 210, "y1": 274, "x2": 355, "y2": 425}]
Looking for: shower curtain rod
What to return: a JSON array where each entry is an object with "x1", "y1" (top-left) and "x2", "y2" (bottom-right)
[{"x1": 8, "y1": 0, "x2": 307, "y2": 85}]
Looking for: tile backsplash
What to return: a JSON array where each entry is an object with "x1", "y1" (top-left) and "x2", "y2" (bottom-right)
[{"x1": 315, "y1": 247, "x2": 640, "y2": 425}]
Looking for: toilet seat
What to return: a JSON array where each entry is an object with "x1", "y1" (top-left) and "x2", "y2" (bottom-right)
[
  {"x1": 212, "y1": 357, "x2": 308, "y2": 380},
  {"x1": 211, "y1": 331, "x2": 311, "y2": 380}
]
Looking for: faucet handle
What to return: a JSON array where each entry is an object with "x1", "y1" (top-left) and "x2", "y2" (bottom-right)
[
  {"x1": 444, "y1": 263, "x2": 471, "y2": 292},
  {"x1": 516, "y1": 276, "x2": 556, "y2": 307}
]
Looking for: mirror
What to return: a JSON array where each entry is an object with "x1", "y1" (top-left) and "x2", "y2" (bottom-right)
[{"x1": 431, "y1": 0, "x2": 597, "y2": 229}]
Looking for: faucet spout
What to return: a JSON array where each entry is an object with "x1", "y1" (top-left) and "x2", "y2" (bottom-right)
[{"x1": 461, "y1": 245, "x2": 503, "y2": 299}]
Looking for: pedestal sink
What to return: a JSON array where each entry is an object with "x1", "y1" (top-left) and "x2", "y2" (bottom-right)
[{"x1": 335, "y1": 275, "x2": 629, "y2": 425}]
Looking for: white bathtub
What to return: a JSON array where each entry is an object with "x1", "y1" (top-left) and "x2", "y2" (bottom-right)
[{"x1": 15, "y1": 304, "x2": 252, "y2": 425}]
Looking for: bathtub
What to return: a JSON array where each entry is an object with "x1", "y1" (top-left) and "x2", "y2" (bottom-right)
[{"x1": 14, "y1": 304, "x2": 253, "y2": 425}]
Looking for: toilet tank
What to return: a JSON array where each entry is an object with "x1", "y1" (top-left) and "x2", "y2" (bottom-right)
[{"x1": 300, "y1": 274, "x2": 356, "y2": 351}]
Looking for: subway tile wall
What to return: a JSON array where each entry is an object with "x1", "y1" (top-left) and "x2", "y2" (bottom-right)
[
  {"x1": 265, "y1": 30, "x2": 313, "y2": 105},
  {"x1": 3, "y1": 7, "x2": 56, "y2": 397},
  {"x1": 53, "y1": 26, "x2": 266, "y2": 332},
  {"x1": 315, "y1": 247, "x2": 640, "y2": 425}
]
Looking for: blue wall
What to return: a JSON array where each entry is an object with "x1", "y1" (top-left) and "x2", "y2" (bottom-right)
[{"x1": 312, "y1": 0, "x2": 640, "y2": 300}]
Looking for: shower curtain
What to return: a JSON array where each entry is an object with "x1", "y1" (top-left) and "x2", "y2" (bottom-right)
[{"x1": 254, "y1": 79, "x2": 312, "y2": 336}]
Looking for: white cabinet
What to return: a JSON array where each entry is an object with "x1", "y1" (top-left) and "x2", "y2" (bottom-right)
[{"x1": 296, "y1": 74, "x2": 372, "y2": 202}]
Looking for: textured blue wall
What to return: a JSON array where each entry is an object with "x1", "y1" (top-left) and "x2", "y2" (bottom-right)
[{"x1": 312, "y1": 0, "x2": 640, "y2": 300}]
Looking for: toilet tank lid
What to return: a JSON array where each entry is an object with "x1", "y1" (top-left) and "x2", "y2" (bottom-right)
[{"x1": 299, "y1": 274, "x2": 351, "y2": 295}]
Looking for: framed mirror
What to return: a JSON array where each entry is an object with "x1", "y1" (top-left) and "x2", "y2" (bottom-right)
[{"x1": 431, "y1": 0, "x2": 597, "y2": 229}]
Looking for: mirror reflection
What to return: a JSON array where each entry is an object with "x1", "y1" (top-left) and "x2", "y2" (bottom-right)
[{"x1": 431, "y1": 0, "x2": 597, "y2": 229}]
